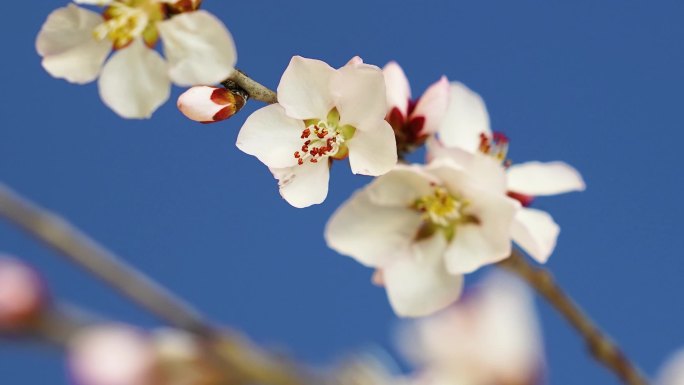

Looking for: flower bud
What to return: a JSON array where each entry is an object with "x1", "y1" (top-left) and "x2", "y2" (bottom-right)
[
  {"x1": 0, "y1": 256, "x2": 46, "y2": 331},
  {"x1": 167, "y1": 0, "x2": 203, "y2": 15},
  {"x1": 69, "y1": 324, "x2": 159, "y2": 385},
  {"x1": 177, "y1": 86, "x2": 246, "y2": 124}
]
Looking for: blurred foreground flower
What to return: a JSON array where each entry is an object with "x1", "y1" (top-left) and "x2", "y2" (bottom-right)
[
  {"x1": 0, "y1": 256, "x2": 46, "y2": 332},
  {"x1": 399, "y1": 272, "x2": 544, "y2": 385},
  {"x1": 429, "y1": 82, "x2": 585, "y2": 263},
  {"x1": 657, "y1": 349, "x2": 684, "y2": 385},
  {"x1": 383, "y1": 62, "x2": 450, "y2": 155},
  {"x1": 237, "y1": 56, "x2": 397, "y2": 208},
  {"x1": 36, "y1": 0, "x2": 237, "y2": 118},
  {"x1": 325, "y1": 160, "x2": 518, "y2": 317}
]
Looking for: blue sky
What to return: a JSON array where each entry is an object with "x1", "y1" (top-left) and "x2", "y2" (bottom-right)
[{"x1": 1, "y1": 1, "x2": 684, "y2": 384}]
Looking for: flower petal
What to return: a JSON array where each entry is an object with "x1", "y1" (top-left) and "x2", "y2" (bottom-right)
[
  {"x1": 657, "y1": 349, "x2": 684, "y2": 385},
  {"x1": 384, "y1": 235, "x2": 464, "y2": 317},
  {"x1": 177, "y1": 86, "x2": 240, "y2": 123},
  {"x1": 74, "y1": 0, "x2": 113, "y2": 4},
  {"x1": 98, "y1": 39, "x2": 170, "y2": 118},
  {"x1": 347, "y1": 119, "x2": 397, "y2": 176},
  {"x1": 36, "y1": 4, "x2": 111, "y2": 84},
  {"x1": 157, "y1": 10, "x2": 237, "y2": 87},
  {"x1": 438, "y1": 82, "x2": 491, "y2": 153},
  {"x1": 236, "y1": 104, "x2": 305, "y2": 168},
  {"x1": 507, "y1": 161, "x2": 586, "y2": 196},
  {"x1": 411, "y1": 76, "x2": 450, "y2": 134},
  {"x1": 383, "y1": 61, "x2": 411, "y2": 116},
  {"x1": 277, "y1": 56, "x2": 335, "y2": 120},
  {"x1": 365, "y1": 165, "x2": 438, "y2": 207},
  {"x1": 444, "y1": 190, "x2": 518, "y2": 274},
  {"x1": 511, "y1": 208, "x2": 560, "y2": 263},
  {"x1": 270, "y1": 161, "x2": 330, "y2": 208},
  {"x1": 325, "y1": 191, "x2": 423, "y2": 267},
  {"x1": 332, "y1": 60, "x2": 388, "y2": 127}
]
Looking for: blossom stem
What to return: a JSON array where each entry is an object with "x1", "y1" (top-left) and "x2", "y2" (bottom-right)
[
  {"x1": 229, "y1": 69, "x2": 277, "y2": 104},
  {"x1": 498, "y1": 250, "x2": 649, "y2": 385},
  {"x1": 0, "y1": 183, "x2": 314, "y2": 385}
]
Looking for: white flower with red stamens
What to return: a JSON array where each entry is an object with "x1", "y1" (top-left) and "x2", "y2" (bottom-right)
[
  {"x1": 325, "y1": 159, "x2": 518, "y2": 317},
  {"x1": 177, "y1": 85, "x2": 246, "y2": 123},
  {"x1": 383, "y1": 62, "x2": 450, "y2": 154},
  {"x1": 399, "y1": 272, "x2": 545, "y2": 385},
  {"x1": 237, "y1": 56, "x2": 397, "y2": 208},
  {"x1": 429, "y1": 82, "x2": 585, "y2": 263},
  {"x1": 0, "y1": 256, "x2": 46, "y2": 331},
  {"x1": 36, "y1": 0, "x2": 236, "y2": 119}
]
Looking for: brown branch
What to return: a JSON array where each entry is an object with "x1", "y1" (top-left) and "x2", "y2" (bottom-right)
[
  {"x1": 498, "y1": 250, "x2": 649, "y2": 385},
  {"x1": 229, "y1": 69, "x2": 278, "y2": 104}
]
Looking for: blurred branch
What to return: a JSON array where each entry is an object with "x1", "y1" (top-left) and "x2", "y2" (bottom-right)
[
  {"x1": 0, "y1": 183, "x2": 316, "y2": 385},
  {"x1": 498, "y1": 250, "x2": 649, "y2": 385},
  {"x1": 229, "y1": 69, "x2": 277, "y2": 104}
]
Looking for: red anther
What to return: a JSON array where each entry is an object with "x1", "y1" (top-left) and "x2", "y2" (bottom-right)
[
  {"x1": 301, "y1": 144, "x2": 309, "y2": 152},
  {"x1": 310, "y1": 148, "x2": 318, "y2": 156},
  {"x1": 301, "y1": 128, "x2": 311, "y2": 139},
  {"x1": 298, "y1": 158, "x2": 304, "y2": 165},
  {"x1": 294, "y1": 151, "x2": 300, "y2": 158},
  {"x1": 493, "y1": 131, "x2": 509, "y2": 144},
  {"x1": 317, "y1": 131, "x2": 327, "y2": 139},
  {"x1": 304, "y1": 140, "x2": 311, "y2": 145},
  {"x1": 310, "y1": 158, "x2": 318, "y2": 163}
]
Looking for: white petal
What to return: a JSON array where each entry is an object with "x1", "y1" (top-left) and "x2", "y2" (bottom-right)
[
  {"x1": 98, "y1": 39, "x2": 170, "y2": 118},
  {"x1": 411, "y1": 76, "x2": 450, "y2": 134},
  {"x1": 657, "y1": 349, "x2": 684, "y2": 385},
  {"x1": 438, "y1": 82, "x2": 491, "y2": 153},
  {"x1": 270, "y1": 161, "x2": 330, "y2": 208},
  {"x1": 332, "y1": 61, "x2": 388, "y2": 127},
  {"x1": 507, "y1": 161, "x2": 586, "y2": 196},
  {"x1": 425, "y1": 136, "x2": 473, "y2": 165},
  {"x1": 427, "y1": 156, "x2": 507, "y2": 197},
  {"x1": 512, "y1": 208, "x2": 560, "y2": 263},
  {"x1": 157, "y1": 10, "x2": 237, "y2": 86},
  {"x1": 365, "y1": 165, "x2": 438, "y2": 207},
  {"x1": 325, "y1": 191, "x2": 423, "y2": 267},
  {"x1": 74, "y1": 0, "x2": 113, "y2": 4},
  {"x1": 177, "y1": 86, "x2": 236, "y2": 123},
  {"x1": 347, "y1": 119, "x2": 397, "y2": 176},
  {"x1": 277, "y1": 56, "x2": 336, "y2": 120},
  {"x1": 384, "y1": 235, "x2": 464, "y2": 317},
  {"x1": 444, "y1": 190, "x2": 518, "y2": 274},
  {"x1": 236, "y1": 104, "x2": 305, "y2": 168},
  {"x1": 383, "y1": 61, "x2": 411, "y2": 116},
  {"x1": 36, "y1": 4, "x2": 111, "y2": 84}
]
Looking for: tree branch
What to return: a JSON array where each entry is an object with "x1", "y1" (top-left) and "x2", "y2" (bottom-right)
[
  {"x1": 229, "y1": 69, "x2": 277, "y2": 104},
  {"x1": 498, "y1": 250, "x2": 649, "y2": 385}
]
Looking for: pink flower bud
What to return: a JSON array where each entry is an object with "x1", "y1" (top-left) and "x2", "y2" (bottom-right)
[
  {"x1": 69, "y1": 324, "x2": 159, "y2": 385},
  {"x1": 177, "y1": 86, "x2": 246, "y2": 124},
  {"x1": 0, "y1": 256, "x2": 45, "y2": 331}
]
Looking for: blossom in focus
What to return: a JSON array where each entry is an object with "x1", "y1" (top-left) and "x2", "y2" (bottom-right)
[
  {"x1": 399, "y1": 272, "x2": 544, "y2": 385},
  {"x1": 177, "y1": 85, "x2": 246, "y2": 123},
  {"x1": 383, "y1": 62, "x2": 450, "y2": 155},
  {"x1": 429, "y1": 82, "x2": 585, "y2": 263},
  {"x1": 325, "y1": 159, "x2": 518, "y2": 317},
  {"x1": 237, "y1": 56, "x2": 397, "y2": 208},
  {"x1": 0, "y1": 256, "x2": 46, "y2": 332},
  {"x1": 657, "y1": 349, "x2": 684, "y2": 385},
  {"x1": 36, "y1": 0, "x2": 237, "y2": 119},
  {"x1": 69, "y1": 324, "x2": 158, "y2": 385}
]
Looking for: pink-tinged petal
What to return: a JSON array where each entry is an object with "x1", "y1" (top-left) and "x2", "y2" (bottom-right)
[
  {"x1": 332, "y1": 61, "x2": 388, "y2": 127},
  {"x1": 345, "y1": 56, "x2": 364, "y2": 66},
  {"x1": 69, "y1": 324, "x2": 157, "y2": 385},
  {"x1": 277, "y1": 56, "x2": 335, "y2": 120},
  {"x1": 512, "y1": 208, "x2": 560, "y2": 263},
  {"x1": 657, "y1": 349, "x2": 684, "y2": 385},
  {"x1": 0, "y1": 257, "x2": 45, "y2": 331},
  {"x1": 325, "y1": 191, "x2": 423, "y2": 268},
  {"x1": 384, "y1": 235, "x2": 464, "y2": 317},
  {"x1": 507, "y1": 161, "x2": 586, "y2": 196},
  {"x1": 36, "y1": 4, "x2": 111, "y2": 84},
  {"x1": 438, "y1": 82, "x2": 491, "y2": 153},
  {"x1": 157, "y1": 10, "x2": 237, "y2": 86},
  {"x1": 365, "y1": 165, "x2": 438, "y2": 207},
  {"x1": 236, "y1": 104, "x2": 305, "y2": 168},
  {"x1": 98, "y1": 39, "x2": 170, "y2": 118},
  {"x1": 443, "y1": 190, "x2": 518, "y2": 274},
  {"x1": 270, "y1": 161, "x2": 330, "y2": 208},
  {"x1": 177, "y1": 86, "x2": 244, "y2": 123},
  {"x1": 347, "y1": 119, "x2": 397, "y2": 176},
  {"x1": 383, "y1": 61, "x2": 411, "y2": 116},
  {"x1": 411, "y1": 76, "x2": 450, "y2": 134}
]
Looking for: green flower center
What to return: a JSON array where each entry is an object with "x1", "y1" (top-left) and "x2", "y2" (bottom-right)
[
  {"x1": 294, "y1": 108, "x2": 356, "y2": 166},
  {"x1": 412, "y1": 186, "x2": 479, "y2": 242},
  {"x1": 93, "y1": 0, "x2": 166, "y2": 49}
]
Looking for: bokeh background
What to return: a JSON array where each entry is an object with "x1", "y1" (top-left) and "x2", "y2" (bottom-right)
[{"x1": 1, "y1": 1, "x2": 683, "y2": 384}]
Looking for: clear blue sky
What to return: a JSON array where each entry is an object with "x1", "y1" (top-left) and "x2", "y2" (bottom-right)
[{"x1": 1, "y1": 1, "x2": 683, "y2": 384}]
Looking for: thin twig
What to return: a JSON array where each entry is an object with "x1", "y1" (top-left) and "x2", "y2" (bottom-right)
[
  {"x1": 498, "y1": 250, "x2": 649, "y2": 385},
  {"x1": 229, "y1": 69, "x2": 278, "y2": 104}
]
